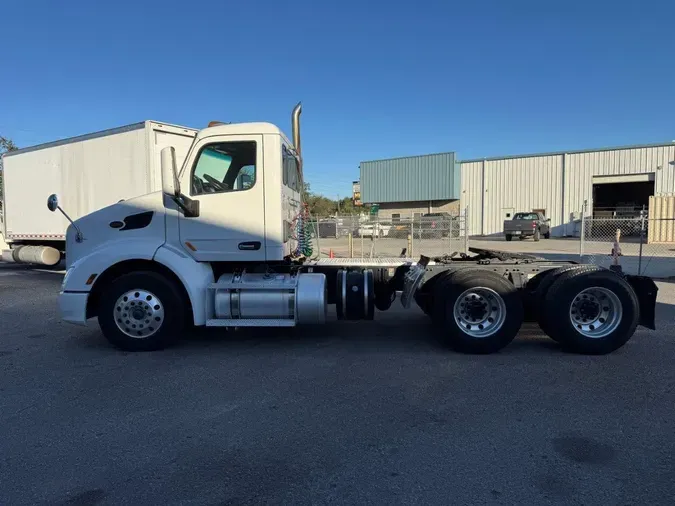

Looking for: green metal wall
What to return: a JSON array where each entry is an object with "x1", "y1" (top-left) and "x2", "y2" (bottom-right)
[{"x1": 360, "y1": 152, "x2": 460, "y2": 204}]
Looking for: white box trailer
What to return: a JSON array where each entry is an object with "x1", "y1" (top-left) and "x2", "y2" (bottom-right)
[{"x1": 1, "y1": 121, "x2": 197, "y2": 264}]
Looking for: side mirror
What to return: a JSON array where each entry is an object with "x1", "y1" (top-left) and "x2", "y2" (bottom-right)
[
  {"x1": 161, "y1": 146, "x2": 180, "y2": 197},
  {"x1": 47, "y1": 194, "x2": 59, "y2": 212},
  {"x1": 46, "y1": 193, "x2": 84, "y2": 242}
]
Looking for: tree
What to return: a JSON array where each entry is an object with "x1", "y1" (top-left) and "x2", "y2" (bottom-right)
[
  {"x1": 0, "y1": 136, "x2": 19, "y2": 204},
  {"x1": 299, "y1": 182, "x2": 363, "y2": 217}
]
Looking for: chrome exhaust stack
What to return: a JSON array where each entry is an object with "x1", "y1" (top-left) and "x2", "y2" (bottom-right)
[
  {"x1": 291, "y1": 102, "x2": 302, "y2": 156},
  {"x1": 291, "y1": 102, "x2": 304, "y2": 189}
]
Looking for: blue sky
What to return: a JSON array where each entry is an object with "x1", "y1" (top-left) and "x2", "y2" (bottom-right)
[{"x1": 2, "y1": 0, "x2": 674, "y2": 198}]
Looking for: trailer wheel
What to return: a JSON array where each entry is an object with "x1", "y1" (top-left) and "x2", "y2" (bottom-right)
[
  {"x1": 542, "y1": 269, "x2": 639, "y2": 354},
  {"x1": 431, "y1": 269, "x2": 523, "y2": 354},
  {"x1": 98, "y1": 271, "x2": 186, "y2": 351},
  {"x1": 505, "y1": 235, "x2": 513, "y2": 242}
]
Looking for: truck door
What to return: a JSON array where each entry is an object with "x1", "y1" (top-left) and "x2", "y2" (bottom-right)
[{"x1": 178, "y1": 135, "x2": 266, "y2": 261}]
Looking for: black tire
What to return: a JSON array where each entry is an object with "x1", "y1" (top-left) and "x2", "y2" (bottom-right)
[
  {"x1": 416, "y1": 271, "x2": 451, "y2": 316},
  {"x1": 534, "y1": 228, "x2": 541, "y2": 241},
  {"x1": 430, "y1": 269, "x2": 523, "y2": 354},
  {"x1": 522, "y1": 268, "x2": 561, "y2": 322},
  {"x1": 542, "y1": 269, "x2": 639, "y2": 354},
  {"x1": 98, "y1": 271, "x2": 186, "y2": 351},
  {"x1": 505, "y1": 234, "x2": 513, "y2": 241},
  {"x1": 543, "y1": 231, "x2": 551, "y2": 239},
  {"x1": 533, "y1": 265, "x2": 602, "y2": 339}
]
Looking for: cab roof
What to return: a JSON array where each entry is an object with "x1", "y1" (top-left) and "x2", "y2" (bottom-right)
[{"x1": 196, "y1": 122, "x2": 292, "y2": 145}]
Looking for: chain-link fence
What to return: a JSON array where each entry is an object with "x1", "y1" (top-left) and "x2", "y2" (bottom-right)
[
  {"x1": 312, "y1": 209, "x2": 469, "y2": 259},
  {"x1": 580, "y1": 211, "x2": 675, "y2": 277}
]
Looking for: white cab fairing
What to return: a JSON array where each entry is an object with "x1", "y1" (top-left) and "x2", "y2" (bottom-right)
[
  {"x1": 59, "y1": 191, "x2": 213, "y2": 326},
  {"x1": 62, "y1": 192, "x2": 168, "y2": 282}
]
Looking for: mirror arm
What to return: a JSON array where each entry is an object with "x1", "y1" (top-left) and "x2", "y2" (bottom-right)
[
  {"x1": 172, "y1": 194, "x2": 200, "y2": 218},
  {"x1": 57, "y1": 207, "x2": 84, "y2": 242}
]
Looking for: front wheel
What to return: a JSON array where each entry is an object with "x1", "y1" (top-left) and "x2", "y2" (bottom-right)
[
  {"x1": 543, "y1": 231, "x2": 551, "y2": 239},
  {"x1": 431, "y1": 269, "x2": 524, "y2": 354},
  {"x1": 98, "y1": 271, "x2": 186, "y2": 351},
  {"x1": 505, "y1": 234, "x2": 513, "y2": 241}
]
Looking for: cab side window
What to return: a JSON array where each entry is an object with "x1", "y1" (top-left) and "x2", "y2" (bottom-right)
[
  {"x1": 191, "y1": 141, "x2": 256, "y2": 196},
  {"x1": 282, "y1": 145, "x2": 300, "y2": 192}
]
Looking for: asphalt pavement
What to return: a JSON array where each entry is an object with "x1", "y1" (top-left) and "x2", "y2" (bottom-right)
[{"x1": 1, "y1": 264, "x2": 674, "y2": 505}]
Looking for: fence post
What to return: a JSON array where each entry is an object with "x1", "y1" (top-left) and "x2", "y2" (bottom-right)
[
  {"x1": 360, "y1": 224, "x2": 364, "y2": 259},
  {"x1": 315, "y1": 217, "x2": 321, "y2": 259},
  {"x1": 579, "y1": 200, "x2": 587, "y2": 259},
  {"x1": 370, "y1": 216, "x2": 377, "y2": 259},
  {"x1": 638, "y1": 209, "x2": 645, "y2": 275},
  {"x1": 463, "y1": 206, "x2": 469, "y2": 255},
  {"x1": 410, "y1": 217, "x2": 415, "y2": 258},
  {"x1": 348, "y1": 232, "x2": 353, "y2": 258}
]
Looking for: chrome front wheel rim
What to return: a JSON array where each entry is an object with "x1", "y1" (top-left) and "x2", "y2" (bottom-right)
[
  {"x1": 114, "y1": 289, "x2": 165, "y2": 338},
  {"x1": 569, "y1": 287, "x2": 622, "y2": 338},
  {"x1": 453, "y1": 287, "x2": 507, "y2": 338}
]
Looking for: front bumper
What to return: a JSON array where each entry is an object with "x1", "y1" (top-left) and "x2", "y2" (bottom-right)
[{"x1": 58, "y1": 291, "x2": 89, "y2": 326}]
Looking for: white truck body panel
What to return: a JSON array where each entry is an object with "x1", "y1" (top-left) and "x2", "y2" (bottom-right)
[{"x1": 1, "y1": 121, "x2": 196, "y2": 243}]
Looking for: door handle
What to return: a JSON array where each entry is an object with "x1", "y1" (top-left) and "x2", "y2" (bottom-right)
[{"x1": 238, "y1": 241, "x2": 261, "y2": 251}]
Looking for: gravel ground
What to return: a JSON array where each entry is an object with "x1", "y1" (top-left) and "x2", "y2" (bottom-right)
[{"x1": 1, "y1": 264, "x2": 674, "y2": 505}]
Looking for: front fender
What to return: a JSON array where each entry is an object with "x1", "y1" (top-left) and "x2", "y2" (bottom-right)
[
  {"x1": 63, "y1": 238, "x2": 162, "y2": 292},
  {"x1": 153, "y1": 245, "x2": 214, "y2": 326}
]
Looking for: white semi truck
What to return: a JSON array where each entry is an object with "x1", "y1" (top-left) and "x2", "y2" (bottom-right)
[
  {"x1": 1, "y1": 121, "x2": 197, "y2": 265},
  {"x1": 50, "y1": 104, "x2": 658, "y2": 355}
]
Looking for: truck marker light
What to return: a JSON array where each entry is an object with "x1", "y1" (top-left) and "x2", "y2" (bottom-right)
[
  {"x1": 185, "y1": 242, "x2": 197, "y2": 251},
  {"x1": 86, "y1": 274, "x2": 98, "y2": 285}
]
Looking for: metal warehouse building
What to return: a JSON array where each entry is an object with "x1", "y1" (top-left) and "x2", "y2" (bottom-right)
[
  {"x1": 359, "y1": 152, "x2": 461, "y2": 219},
  {"x1": 361, "y1": 142, "x2": 675, "y2": 236}
]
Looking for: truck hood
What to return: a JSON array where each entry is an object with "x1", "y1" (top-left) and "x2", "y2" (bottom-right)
[{"x1": 65, "y1": 192, "x2": 167, "y2": 268}]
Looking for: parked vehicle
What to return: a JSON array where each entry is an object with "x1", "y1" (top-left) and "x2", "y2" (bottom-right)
[
  {"x1": 52, "y1": 104, "x2": 657, "y2": 356},
  {"x1": 1, "y1": 121, "x2": 197, "y2": 265},
  {"x1": 356, "y1": 222, "x2": 391, "y2": 238},
  {"x1": 416, "y1": 212, "x2": 459, "y2": 238},
  {"x1": 503, "y1": 212, "x2": 551, "y2": 241}
]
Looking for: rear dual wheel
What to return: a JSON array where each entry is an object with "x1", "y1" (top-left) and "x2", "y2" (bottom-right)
[
  {"x1": 430, "y1": 269, "x2": 523, "y2": 354},
  {"x1": 539, "y1": 269, "x2": 639, "y2": 354}
]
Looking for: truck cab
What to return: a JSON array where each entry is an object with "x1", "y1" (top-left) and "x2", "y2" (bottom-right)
[{"x1": 169, "y1": 121, "x2": 302, "y2": 262}]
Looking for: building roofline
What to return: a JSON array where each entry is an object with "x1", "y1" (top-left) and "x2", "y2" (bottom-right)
[
  {"x1": 460, "y1": 141, "x2": 675, "y2": 163},
  {"x1": 360, "y1": 150, "x2": 456, "y2": 165}
]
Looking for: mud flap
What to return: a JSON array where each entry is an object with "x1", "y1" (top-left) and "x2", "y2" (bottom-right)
[{"x1": 626, "y1": 275, "x2": 658, "y2": 330}]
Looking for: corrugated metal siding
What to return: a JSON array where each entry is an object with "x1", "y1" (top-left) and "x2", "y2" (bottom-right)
[
  {"x1": 483, "y1": 155, "x2": 564, "y2": 236},
  {"x1": 460, "y1": 161, "x2": 483, "y2": 235},
  {"x1": 460, "y1": 144, "x2": 675, "y2": 237},
  {"x1": 360, "y1": 152, "x2": 459, "y2": 203},
  {"x1": 564, "y1": 145, "x2": 675, "y2": 217}
]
